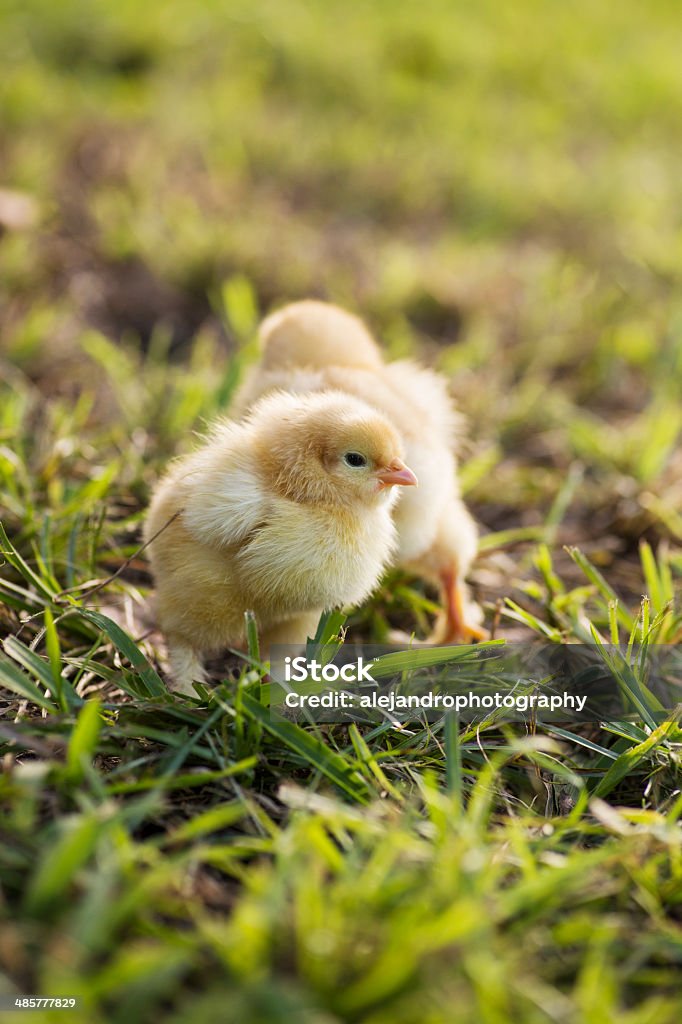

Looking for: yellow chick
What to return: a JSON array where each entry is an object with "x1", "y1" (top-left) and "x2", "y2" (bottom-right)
[
  {"x1": 233, "y1": 301, "x2": 484, "y2": 644},
  {"x1": 144, "y1": 389, "x2": 417, "y2": 693}
]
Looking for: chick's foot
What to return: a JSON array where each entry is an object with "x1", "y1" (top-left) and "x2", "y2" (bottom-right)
[{"x1": 168, "y1": 643, "x2": 206, "y2": 695}]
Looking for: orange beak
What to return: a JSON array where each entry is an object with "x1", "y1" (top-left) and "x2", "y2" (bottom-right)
[{"x1": 375, "y1": 458, "x2": 418, "y2": 489}]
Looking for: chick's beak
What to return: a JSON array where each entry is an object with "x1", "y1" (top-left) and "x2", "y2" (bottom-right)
[{"x1": 375, "y1": 458, "x2": 418, "y2": 489}]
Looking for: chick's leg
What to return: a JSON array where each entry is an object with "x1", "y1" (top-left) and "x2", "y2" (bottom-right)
[
  {"x1": 260, "y1": 611, "x2": 324, "y2": 655},
  {"x1": 431, "y1": 567, "x2": 487, "y2": 644},
  {"x1": 168, "y1": 641, "x2": 206, "y2": 696}
]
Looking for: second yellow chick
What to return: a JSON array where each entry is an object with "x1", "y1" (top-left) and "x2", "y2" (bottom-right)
[{"x1": 233, "y1": 300, "x2": 484, "y2": 643}]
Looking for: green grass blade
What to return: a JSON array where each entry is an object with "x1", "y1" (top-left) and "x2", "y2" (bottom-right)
[
  {"x1": 592, "y1": 711, "x2": 682, "y2": 798},
  {"x1": 0, "y1": 520, "x2": 59, "y2": 600},
  {"x1": 369, "y1": 641, "x2": 504, "y2": 679},
  {"x1": 348, "y1": 723, "x2": 403, "y2": 801},
  {"x1": 0, "y1": 651, "x2": 56, "y2": 712},
  {"x1": 79, "y1": 609, "x2": 166, "y2": 697},
  {"x1": 24, "y1": 813, "x2": 101, "y2": 915},
  {"x1": 239, "y1": 692, "x2": 369, "y2": 802},
  {"x1": 3, "y1": 635, "x2": 77, "y2": 711},
  {"x1": 66, "y1": 698, "x2": 103, "y2": 783},
  {"x1": 169, "y1": 801, "x2": 249, "y2": 842},
  {"x1": 444, "y1": 711, "x2": 463, "y2": 810}
]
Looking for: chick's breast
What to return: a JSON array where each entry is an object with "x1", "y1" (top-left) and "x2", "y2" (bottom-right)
[{"x1": 235, "y1": 498, "x2": 396, "y2": 615}]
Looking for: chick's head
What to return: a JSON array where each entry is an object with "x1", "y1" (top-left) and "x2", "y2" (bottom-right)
[{"x1": 251, "y1": 391, "x2": 417, "y2": 510}]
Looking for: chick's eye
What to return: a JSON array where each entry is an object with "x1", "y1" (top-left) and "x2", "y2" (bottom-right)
[{"x1": 343, "y1": 451, "x2": 367, "y2": 469}]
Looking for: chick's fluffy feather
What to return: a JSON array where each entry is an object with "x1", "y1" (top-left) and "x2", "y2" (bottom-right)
[
  {"x1": 145, "y1": 390, "x2": 405, "y2": 692},
  {"x1": 233, "y1": 300, "x2": 483, "y2": 642}
]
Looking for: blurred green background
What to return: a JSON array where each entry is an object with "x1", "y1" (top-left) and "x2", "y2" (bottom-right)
[
  {"x1": 5, "y1": 0, "x2": 682, "y2": 333},
  {"x1": 2, "y1": 3, "x2": 682, "y2": 1022}
]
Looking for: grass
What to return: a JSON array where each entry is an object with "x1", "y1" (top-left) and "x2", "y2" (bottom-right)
[{"x1": 1, "y1": 0, "x2": 682, "y2": 1021}]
